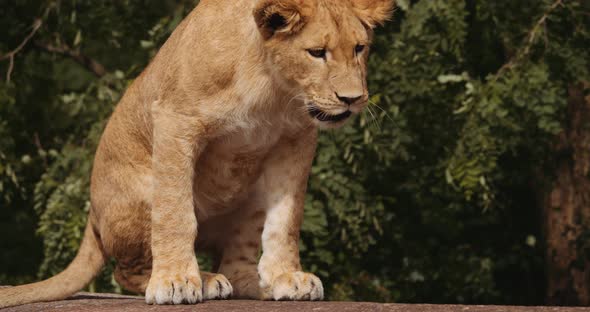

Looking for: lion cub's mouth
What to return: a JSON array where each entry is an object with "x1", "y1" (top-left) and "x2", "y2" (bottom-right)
[{"x1": 308, "y1": 106, "x2": 352, "y2": 123}]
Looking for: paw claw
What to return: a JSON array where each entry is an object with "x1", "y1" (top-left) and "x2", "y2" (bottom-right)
[
  {"x1": 267, "y1": 271, "x2": 324, "y2": 301},
  {"x1": 145, "y1": 272, "x2": 203, "y2": 305},
  {"x1": 203, "y1": 273, "x2": 233, "y2": 300}
]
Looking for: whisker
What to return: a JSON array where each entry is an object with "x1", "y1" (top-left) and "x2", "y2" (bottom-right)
[
  {"x1": 365, "y1": 105, "x2": 381, "y2": 131},
  {"x1": 298, "y1": 103, "x2": 314, "y2": 115},
  {"x1": 286, "y1": 92, "x2": 306, "y2": 108},
  {"x1": 364, "y1": 106, "x2": 381, "y2": 132},
  {"x1": 368, "y1": 99, "x2": 395, "y2": 124}
]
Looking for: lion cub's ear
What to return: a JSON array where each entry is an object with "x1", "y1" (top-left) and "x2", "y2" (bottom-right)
[
  {"x1": 254, "y1": 0, "x2": 316, "y2": 40},
  {"x1": 350, "y1": 0, "x2": 395, "y2": 28}
]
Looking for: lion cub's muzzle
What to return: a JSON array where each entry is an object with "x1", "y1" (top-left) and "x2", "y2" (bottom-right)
[{"x1": 306, "y1": 95, "x2": 368, "y2": 125}]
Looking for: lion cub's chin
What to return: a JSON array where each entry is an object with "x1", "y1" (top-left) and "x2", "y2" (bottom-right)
[{"x1": 312, "y1": 116, "x2": 354, "y2": 129}]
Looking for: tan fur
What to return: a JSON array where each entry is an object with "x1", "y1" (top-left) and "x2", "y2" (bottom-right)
[
  {"x1": 0, "y1": 0, "x2": 393, "y2": 307},
  {"x1": 351, "y1": 0, "x2": 395, "y2": 28}
]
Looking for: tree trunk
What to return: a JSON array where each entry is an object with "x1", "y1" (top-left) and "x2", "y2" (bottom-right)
[{"x1": 544, "y1": 83, "x2": 590, "y2": 306}]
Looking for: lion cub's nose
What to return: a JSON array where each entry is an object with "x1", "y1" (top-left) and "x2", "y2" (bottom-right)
[{"x1": 336, "y1": 93, "x2": 362, "y2": 106}]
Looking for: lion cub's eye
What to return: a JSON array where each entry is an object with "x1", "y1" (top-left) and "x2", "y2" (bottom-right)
[
  {"x1": 355, "y1": 44, "x2": 366, "y2": 54},
  {"x1": 308, "y1": 49, "x2": 327, "y2": 59}
]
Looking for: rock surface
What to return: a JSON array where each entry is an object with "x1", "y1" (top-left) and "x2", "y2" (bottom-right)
[{"x1": 2, "y1": 292, "x2": 589, "y2": 312}]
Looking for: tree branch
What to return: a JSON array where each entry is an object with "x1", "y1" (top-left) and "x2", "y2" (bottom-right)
[
  {"x1": 0, "y1": 19, "x2": 42, "y2": 83},
  {"x1": 0, "y1": 5, "x2": 53, "y2": 82},
  {"x1": 492, "y1": 0, "x2": 564, "y2": 82},
  {"x1": 0, "y1": 3, "x2": 107, "y2": 82},
  {"x1": 34, "y1": 41, "x2": 106, "y2": 78}
]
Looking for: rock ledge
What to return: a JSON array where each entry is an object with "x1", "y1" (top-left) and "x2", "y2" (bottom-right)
[{"x1": 2, "y1": 292, "x2": 588, "y2": 312}]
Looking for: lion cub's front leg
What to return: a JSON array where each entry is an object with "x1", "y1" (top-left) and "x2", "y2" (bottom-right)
[
  {"x1": 145, "y1": 105, "x2": 209, "y2": 305},
  {"x1": 257, "y1": 130, "x2": 324, "y2": 301}
]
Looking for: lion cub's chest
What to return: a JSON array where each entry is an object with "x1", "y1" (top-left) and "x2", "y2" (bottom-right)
[{"x1": 193, "y1": 125, "x2": 281, "y2": 219}]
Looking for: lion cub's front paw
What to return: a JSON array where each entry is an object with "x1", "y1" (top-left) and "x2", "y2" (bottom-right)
[
  {"x1": 266, "y1": 271, "x2": 324, "y2": 301},
  {"x1": 145, "y1": 270, "x2": 203, "y2": 305},
  {"x1": 202, "y1": 272, "x2": 233, "y2": 300}
]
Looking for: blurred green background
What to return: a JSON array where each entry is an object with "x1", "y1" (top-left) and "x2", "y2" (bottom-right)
[{"x1": 1, "y1": 0, "x2": 589, "y2": 306}]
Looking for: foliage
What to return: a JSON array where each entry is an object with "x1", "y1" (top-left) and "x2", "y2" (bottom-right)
[{"x1": 0, "y1": 0, "x2": 589, "y2": 305}]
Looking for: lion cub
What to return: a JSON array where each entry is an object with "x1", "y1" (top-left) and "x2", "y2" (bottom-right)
[{"x1": 0, "y1": 0, "x2": 393, "y2": 307}]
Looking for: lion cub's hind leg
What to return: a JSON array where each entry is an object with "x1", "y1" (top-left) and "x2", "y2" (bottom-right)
[
  {"x1": 216, "y1": 209, "x2": 266, "y2": 299},
  {"x1": 114, "y1": 263, "x2": 151, "y2": 294},
  {"x1": 201, "y1": 272, "x2": 233, "y2": 300}
]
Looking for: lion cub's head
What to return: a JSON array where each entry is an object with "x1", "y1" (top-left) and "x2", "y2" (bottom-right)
[{"x1": 254, "y1": 0, "x2": 393, "y2": 128}]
